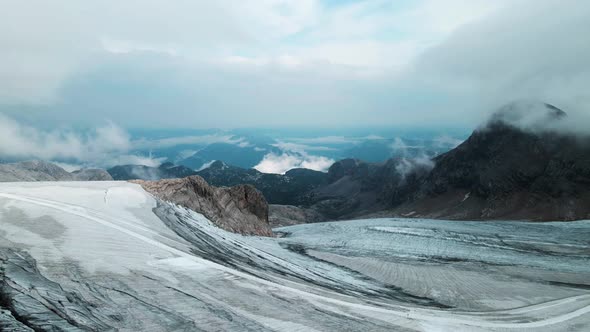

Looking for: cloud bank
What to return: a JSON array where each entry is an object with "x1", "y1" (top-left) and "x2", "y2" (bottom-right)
[
  {"x1": 255, "y1": 152, "x2": 334, "y2": 174},
  {"x1": 0, "y1": 0, "x2": 588, "y2": 131},
  {"x1": 0, "y1": 114, "x2": 141, "y2": 166}
]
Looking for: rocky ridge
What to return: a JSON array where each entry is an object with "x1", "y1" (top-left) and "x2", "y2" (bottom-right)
[
  {"x1": 107, "y1": 162, "x2": 197, "y2": 180},
  {"x1": 0, "y1": 161, "x2": 113, "y2": 182},
  {"x1": 390, "y1": 102, "x2": 590, "y2": 221},
  {"x1": 133, "y1": 176, "x2": 273, "y2": 237}
]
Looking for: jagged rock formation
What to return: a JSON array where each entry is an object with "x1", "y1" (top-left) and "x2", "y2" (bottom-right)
[
  {"x1": 133, "y1": 176, "x2": 273, "y2": 236},
  {"x1": 108, "y1": 162, "x2": 197, "y2": 180},
  {"x1": 390, "y1": 102, "x2": 590, "y2": 221},
  {"x1": 0, "y1": 161, "x2": 113, "y2": 182}
]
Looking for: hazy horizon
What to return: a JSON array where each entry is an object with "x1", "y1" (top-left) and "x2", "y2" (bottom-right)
[{"x1": 1, "y1": 0, "x2": 589, "y2": 172}]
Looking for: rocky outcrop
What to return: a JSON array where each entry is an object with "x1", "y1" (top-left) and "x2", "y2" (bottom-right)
[
  {"x1": 134, "y1": 176, "x2": 273, "y2": 237},
  {"x1": 0, "y1": 161, "x2": 113, "y2": 182}
]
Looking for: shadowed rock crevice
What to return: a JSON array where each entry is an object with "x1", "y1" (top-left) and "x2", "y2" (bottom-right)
[{"x1": 0, "y1": 248, "x2": 112, "y2": 331}]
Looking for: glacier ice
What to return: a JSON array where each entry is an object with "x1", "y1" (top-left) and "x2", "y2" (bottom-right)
[{"x1": 0, "y1": 181, "x2": 589, "y2": 331}]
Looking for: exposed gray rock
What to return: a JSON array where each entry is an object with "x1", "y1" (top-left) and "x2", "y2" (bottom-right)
[
  {"x1": 0, "y1": 160, "x2": 73, "y2": 181},
  {"x1": 0, "y1": 161, "x2": 113, "y2": 182},
  {"x1": 134, "y1": 176, "x2": 274, "y2": 237},
  {"x1": 269, "y1": 204, "x2": 327, "y2": 227},
  {"x1": 71, "y1": 168, "x2": 114, "y2": 181}
]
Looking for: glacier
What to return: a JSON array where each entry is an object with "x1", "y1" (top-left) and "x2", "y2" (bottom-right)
[{"x1": 1, "y1": 181, "x2": 589, "y2": 331}]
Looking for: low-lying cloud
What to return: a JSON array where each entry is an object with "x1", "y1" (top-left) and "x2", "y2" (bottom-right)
[
  {"x1": 0, "y1": 114, "x2": 161, "y2": 168},
  {"x1": 254, "y1": 152, "x2": 334, "y2": 174},
  {"x1": 134, "y1": 134, "x2": 251, "y2": 149},
  {"x1": 395, "y1": 155, "x2": 435, "y2": 179}
]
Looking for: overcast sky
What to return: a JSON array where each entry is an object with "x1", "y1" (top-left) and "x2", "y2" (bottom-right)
[{"x1": 1, "y1": 0, "x2": 589, "y2": 129}]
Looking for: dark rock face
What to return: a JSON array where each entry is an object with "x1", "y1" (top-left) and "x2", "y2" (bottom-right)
[
  {"x1": 107, "y1": 162, "x2": 197, "y2": 180},
  {"x1": 133, "y1": 175, "x2": 273, "y2": 237},
  {"x1": 199, "y1": 158, "x2": 432, "y2": 223},
  {"x1": 393, "y1": 102, "x2": 590, "y2": 221},
  {"x1": 311, "y1": 158, "x2": 433, "y2": 220}
]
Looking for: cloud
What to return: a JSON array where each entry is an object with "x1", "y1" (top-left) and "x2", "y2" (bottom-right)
[
  {"x1": 0, "y1": 0, "x2": 588, "y2": 131},
  {"x1": 287, "y1": 136, "x2": 357, "y2": 145},
  {"x1": 197, "y1": 160, "x2": 217, "y2": 171},
  {"x1": 272, "y1": 141, "x2": 337, "y2": 153},
  {"x1": 405, "y1": 0, "x2": 590, "y2": 126},
  {"x1": 390, "y1": 137, "x2": 424, "y2": 153},
  {"x1": 0, "y1": 114, "x2": 160, "y2": 167},
  {"x1": 134, "y1": 134, "x2": 250, "y2": 149},
  {"x1": 433, "y1": 135, "x2": 464, "y2": 149},
  {"x1": 254, "y1": 152, "x2": 334, "y2": 174},
  {"x1": 395, "y1": 155, "x2": 435, "y2": 179},
  {"x1": 110, "y1": 155, "x2": 165, "y2": 168}
]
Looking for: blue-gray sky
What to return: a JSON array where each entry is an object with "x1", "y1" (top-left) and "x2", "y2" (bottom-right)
[{"x1": 1, "y1": 0, "x2": 589, "y2": 129}]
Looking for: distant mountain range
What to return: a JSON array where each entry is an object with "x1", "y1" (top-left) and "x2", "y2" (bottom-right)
[
  {"x1": 0, "y1": 161, "x2": 112, "y2": 182},
  {"x1": 177, "y1": 143, "x2": 276, "y2": 169},
  {"x1": 107, "y1": 162, "x2": 197, "y2": 181},
  {"x1": 155, "y1": 102, "x2": 590, "y2": 223},
  {"x1": 2, "y1": 102, "x2": 588, "y2": 223}
]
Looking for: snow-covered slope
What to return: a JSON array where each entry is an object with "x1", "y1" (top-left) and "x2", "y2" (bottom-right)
[{"x1": 1, "y1": 181, "x2": 589, "y2": 331}]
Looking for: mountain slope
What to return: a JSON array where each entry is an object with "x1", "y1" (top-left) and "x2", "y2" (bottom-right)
[
  {"x1": 0, "y1": 161, "x2": 113, "y2": 182},
  {"x1": 177, "y1": 143, "x2": 274, "y2": 169},
  {"x1": 390, "y1": 102, "x2": 590, "y2": 220},
  {"x1": 107, "y1": 162, "x2": 197, "y2": 180},
  {"x1": 197, "y1": 161, "x2": 329, "y2": 206}
]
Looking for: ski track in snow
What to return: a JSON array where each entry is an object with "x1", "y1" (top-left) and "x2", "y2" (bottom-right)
[{"x1": 1, "y1": 183, "x2": 590, "y2": 331}]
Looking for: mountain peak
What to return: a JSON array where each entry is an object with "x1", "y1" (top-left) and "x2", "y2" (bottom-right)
[
  {"x1": 209, "y1": 160, "x2": 228, "y2": 169},
  {"x1": 486, "y1": 101, "x2": 567, "y2": 130}
]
